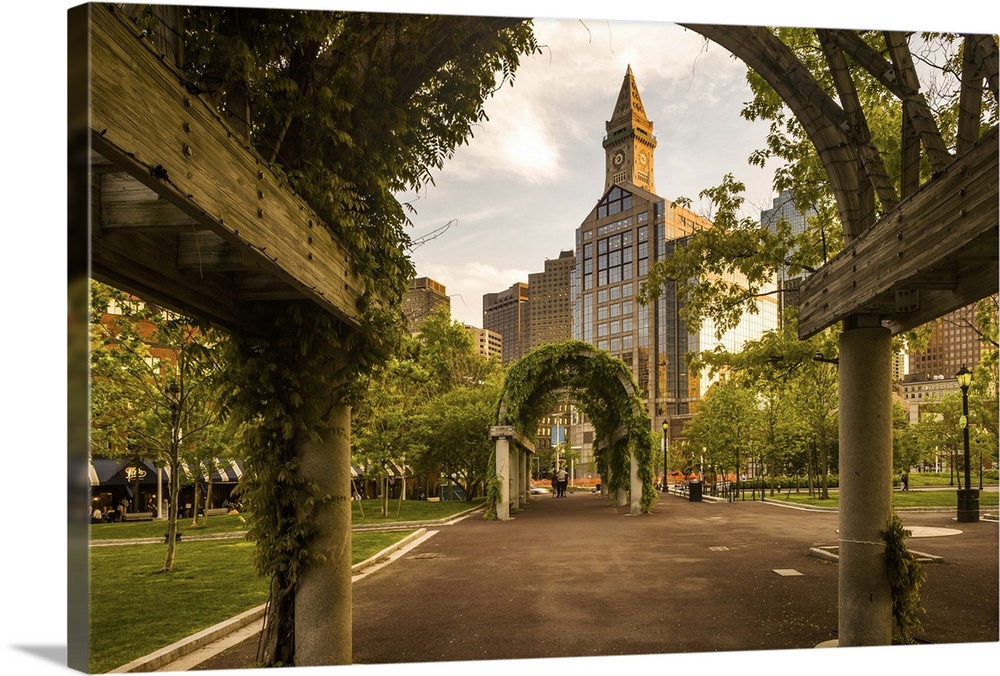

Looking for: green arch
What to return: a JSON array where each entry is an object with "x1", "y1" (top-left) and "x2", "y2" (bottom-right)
[{"x1": 495, "y1": 340, "x2": 657, "y2": 512}]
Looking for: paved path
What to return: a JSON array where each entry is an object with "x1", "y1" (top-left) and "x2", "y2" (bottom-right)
[{"x1": 189, "y1": 491, "x2": 998, "y2": 670}]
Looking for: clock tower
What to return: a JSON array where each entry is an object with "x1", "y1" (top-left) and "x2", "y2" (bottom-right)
[{"x1": 603, "y1": 65, "x2": 656, "y2": 194}]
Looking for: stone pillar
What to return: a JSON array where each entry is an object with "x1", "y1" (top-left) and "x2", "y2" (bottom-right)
[
  {"x1": 838, "y1": 319, "x2": 893, "y2": 646},
  {"x1": 511, "y1": 447, "x2": 521, "y2": 512},
  {"x1": 630, "y1": 450, "x2": 641, "y2": 515},
  {"x1": 295, "y1": 401, "x2": 352, "y2": 665},
  {"x1": 521, "y1": 452, "x2": 529, "y2": 503},
  {"x1": 495, "y1": 437, "x2": 511, "y2": 521}
]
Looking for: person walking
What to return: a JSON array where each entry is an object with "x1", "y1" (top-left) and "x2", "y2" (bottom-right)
[{"x1": 555, "y1": 466, "x2": 569, "y2": 497}]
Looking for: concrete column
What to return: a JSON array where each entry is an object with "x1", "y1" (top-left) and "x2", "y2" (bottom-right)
[
  {"x1": 511, "y1": 447, "x2": 521, "y2": 512},
  {"x1": 838, "y1": 320, "x2": 893, "y2": 646},
  {"x1": 630, "y1": 450, "x2": 641, "y2": 515},
  {"x1": 495, "y1": 437, "x2": 511, "y2": 521},
  {"x1": 295, "y1": 401, "x2": 352, "y2": 665},
  {"x1": 521, "y1": 452, "x2": 529, "y2": 503}
]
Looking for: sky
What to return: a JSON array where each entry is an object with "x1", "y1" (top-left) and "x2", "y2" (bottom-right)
[
  {"x1": 2, "y1": 2, "x2": 998, "y2": 676},
  {"x1": 402, "y1": 15, "x2": 779, "y2": 327}
]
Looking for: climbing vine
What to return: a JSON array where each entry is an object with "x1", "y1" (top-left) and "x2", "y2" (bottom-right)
[
  {"x1": 216, "y1": 301, "x2": 399, "y2": 665},
  {"x1": 495, "y1": 341, "x2": 657, "y2": 513},
  {"x1": 881, "y1": 513, "x2": 926, "y2": 644},
  {"x1": 121, "y1": 6, "x2": 542, "y2": 666}
]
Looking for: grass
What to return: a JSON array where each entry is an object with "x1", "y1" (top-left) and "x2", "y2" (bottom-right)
[
  {"x1": 88, "y1": 527, "x2": 416, "y2": 673},
  {"x1": 349, "y1": 497, "x2": 485, "y2": 525},
  {"x1": 767, "y1": 488, "x2": 999, "y2": 510},
  {"x1": 90, "y1": 498, "x2": 484, "y2": 541},
  {"x1": 89, "y1": 539, "x2": 267, "y2": 674},
  {"x1": 90, "y1": 513, "x2": 250, "y2": 540}
]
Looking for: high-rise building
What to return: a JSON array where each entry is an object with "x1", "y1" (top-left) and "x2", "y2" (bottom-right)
[
  {"x1": 907, "y1": 303, "x2": 990, "y2": 379},
  {"x1": 483, "y1": 282, "x2": 530, "y2": 364},
  {"x1": 572, "y1": 66, "x2": 778, "y2": 440},
  {"x1": 526, "y1": 250, "x2": 575, "y2": 352},
  {"x1": 760, "y1": 188, "x2": 817, "y2": 322},
  {"x1": 465, "y1": 325, "x2": 503, "y2": 361},
  {"x1": 404, "y1": 276, "x2": 450, "y2": 334}
]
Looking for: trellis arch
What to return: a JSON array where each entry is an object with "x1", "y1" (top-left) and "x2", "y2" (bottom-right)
[{"x1": 488, "y1": 341, "x2": 655, "y2": 519}]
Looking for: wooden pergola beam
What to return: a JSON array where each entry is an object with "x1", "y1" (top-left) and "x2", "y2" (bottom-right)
[
  {"x1": 798, "y1": 126, "x2": 999, "y2": 338},
  {"x1": 87, "y1": 3, "x2": 365, "y2": 332},
  {"x1": 684, "y1": 24, "x2": 872, "y2": 238}
]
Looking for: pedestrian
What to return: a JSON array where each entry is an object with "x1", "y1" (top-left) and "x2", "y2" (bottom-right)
[
  {"x1": 551, "y1": 472, "x2": 558, "y2": 497},
  {"x1": 901, "y1": 471, "x2": 909, "y2": 492},
  {"x1": 556, "y1": 466, "x2": 569, "y2": 497},
  {"x1": 119, "y1": 497, "x2": 129, "y2": 522}
]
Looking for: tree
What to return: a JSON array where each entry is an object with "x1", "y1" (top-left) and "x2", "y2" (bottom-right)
[
  {"x1": 420, "y1": 376, "x2": 504, "y2": 501},
  {"x1": 90, "y1": 282, "x2": 226, "y2": 572},
  {"x1": 173, "y1": 7, "x2": 539, "y2": 313},
  {"x1": 683, "y1": 379, "x2": 759, "y2": 497},
  {"x1": 414, "y1": 306, "x2": 497, "y2": 393},
  {"x1": 169, "y1": 8, "x2": 539, "y2": 664},
  {"x1": 352, "y1": 353, "x2": 433, "y2": 516},
  {"x1": 914, "y1": 392, "x2": 966, "y2": 484}
]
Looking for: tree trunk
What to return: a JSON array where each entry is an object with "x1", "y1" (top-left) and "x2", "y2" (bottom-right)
[{"x1": 161, "y1": 456, "x2": 183, "y2": 572}]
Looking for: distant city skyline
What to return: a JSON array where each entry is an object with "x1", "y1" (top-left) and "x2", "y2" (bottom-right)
[
  {"x1": 402, "y1": 16, "x2": 779, "y2": 327},
  {"x1": 390, "y1": 2, "x2": 994, "y2": 329}
]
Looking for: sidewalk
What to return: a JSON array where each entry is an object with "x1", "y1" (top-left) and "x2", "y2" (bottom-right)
[{"x1": 186, "y1": 491, "x2": 997, "y2": 670}]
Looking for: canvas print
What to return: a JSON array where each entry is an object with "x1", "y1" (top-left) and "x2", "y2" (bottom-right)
[{"x1": 64, "y1": 1, "x2": 997, "y2": 674}]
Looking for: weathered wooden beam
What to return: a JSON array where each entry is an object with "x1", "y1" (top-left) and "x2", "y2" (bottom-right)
[
  {"x1": 967, "y1": 33, "x2": 999, "y2": 99},
  {"x1": 684, "y1": 25, "x2": 869, "y2": 238},
  {"x1": 817, "y1": 30, "x2": 898, "y2": 215},
  {"x1": 958, "y1": 35, "x2": 986, "y2": 155},
  {"x1": 87, "y1": 3, "x2": 366, "y2": 331},
  {"x1": 798, "y1": 126, "x2": 999, "y2": 339},
  {"x1": 177, "y1": 231, "x2": 250, "y2": 272},
  {"x1": 884, "y1": 32, "x2": 952, "y2": 175},
  {"x1": 91, "y1": 226, "x2": 250, "y2": 328},
  {"x1": 832, "y1": 30, "x2": 951, "y2": 178},
  {"x1": 99, "y1": 172, "x2": 201, "y2": 231}
]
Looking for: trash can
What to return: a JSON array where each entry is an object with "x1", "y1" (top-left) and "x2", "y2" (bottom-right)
[{"x1": 688, "y1": 480, "x2": 703, "y2": 502}]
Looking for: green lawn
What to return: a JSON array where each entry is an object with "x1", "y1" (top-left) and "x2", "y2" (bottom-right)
[
  {"x1": 90, "y1": 513, "x2": 250, "y2": 541},
  {"x1": 89, "y1": 529, "x2": 415, "y2": 673},
  {"x1": 767, "y1": 488, "x2": 999, "y2": 510},
  {"x1": 907, "y1": 472, "x2": 998, "y2": 488},
  {"x1": 90, "y1": 498, "x2": 484, "y2": 541},
  {"x1": 349, "y1": 497, "x2": 485, "y2": 525}
]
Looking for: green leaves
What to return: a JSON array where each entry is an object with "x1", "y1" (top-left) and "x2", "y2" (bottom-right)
[
  {"x1": 881, "y1": 513, "x2": 926, "y2": 644},
  {"x1": 498, "y1": 341, "x2": 657, "y2": 512},
  {"x1": 639, "y1": 174, "x2": 830, "y2": 340}
]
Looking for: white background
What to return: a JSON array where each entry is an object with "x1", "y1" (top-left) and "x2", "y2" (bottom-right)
[{"x1": 3, "y1": 1, "x2": 997, "y2": 674}]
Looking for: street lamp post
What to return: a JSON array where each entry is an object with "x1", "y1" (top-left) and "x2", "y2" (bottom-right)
[
  {"x1": 662, "y1": 420, "x2": 669, "y2": 492},
  {"x1": 955, "y1": 365, "x2": 979, "y2": 523}
]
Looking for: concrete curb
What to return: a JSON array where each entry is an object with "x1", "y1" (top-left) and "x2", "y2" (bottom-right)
[
  {"x1": 110, "y1": 528, "x2": 432, "y2": 673},
  {"x1": 108, "y1": 604, "x2": 266, "y2": 673}
]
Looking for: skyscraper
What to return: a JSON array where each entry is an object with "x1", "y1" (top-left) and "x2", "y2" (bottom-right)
[
  {"x1": 404, "y1": 276, "x2": 450, "y2": 334},
  {"x1": 526, "y1": 250, "x2": 575, "y2": 352},
  {"x1": 465, "y1": 325, "x2": 503, "y2": 361},
  {"x1": 760, "y1": 189, "x2": 818, "y2": 322},
  {"x1": 483, "y1": 282, "x2": 530, "y2": 364},
  {"x1": 572, "y1": 66, "x2": 778, "y2": 437},
  {"x1": 908, "y1": 303, "x2": 990, "y2": 379}
]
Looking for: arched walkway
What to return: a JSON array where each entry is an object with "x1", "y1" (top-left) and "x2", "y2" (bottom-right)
[{"x1": 489, "y1": 341, "x2": 655, "y2": 519}]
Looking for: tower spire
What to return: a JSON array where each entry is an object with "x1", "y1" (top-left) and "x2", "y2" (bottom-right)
[{"x1": 603, "y1": 66, "x2": 656, "y2": 193}]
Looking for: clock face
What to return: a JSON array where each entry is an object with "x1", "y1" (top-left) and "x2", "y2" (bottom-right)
[
  {"x1": 639, "y1": 152, "x2": 648, "y2": 166},
  {"x1": 612, "y1": 151, "x2": 624, "y2": 166}
]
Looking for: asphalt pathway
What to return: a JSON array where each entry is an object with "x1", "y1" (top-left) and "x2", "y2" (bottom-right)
[{"x1": 191, "y1": 491, "x2": 998, "y2": 670}]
